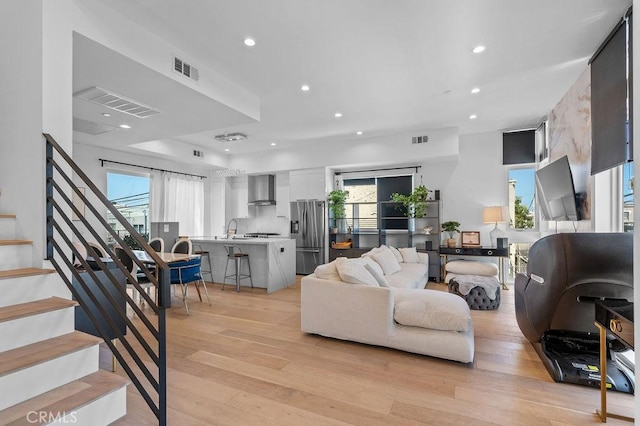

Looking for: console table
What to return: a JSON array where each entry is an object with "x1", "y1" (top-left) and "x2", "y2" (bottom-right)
[
  {"x1": 439, "y1": 246, "x2": 509, "y2": 289},
  {"x1": 594, "y1": 300, "x2": 634, "y2": 423}
]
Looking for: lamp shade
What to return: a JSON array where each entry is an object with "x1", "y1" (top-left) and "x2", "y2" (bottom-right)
[{"x1": 483, "y1": 206, "x2": 508, "y2": 224}]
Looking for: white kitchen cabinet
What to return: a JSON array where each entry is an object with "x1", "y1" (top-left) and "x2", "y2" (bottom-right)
[
  {"x1": 289, "y1": 168, "x2": 326, "y2": 201},
  {"x1": 275, "y1": 172, "x2": 290, "y2": 217}
]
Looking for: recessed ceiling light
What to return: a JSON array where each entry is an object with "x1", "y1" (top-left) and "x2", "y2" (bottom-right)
[
  {"x1": 301, "y1": 84, "x2": 310, "y2": 92},
  {"x1": 119, "y1": 124, "x2": 131, "y2": 129},
  {"x1": 224, "y1": 148, "x2": 230, "y2": 152},
  {"x1": 244, "y1": 38, "x2": 256, "y2": 47},
  {"x1": 472, "y1": 45, "x2": 486, "y2": 54},
  {"x1": 334, "y1": 112, "x2": 343, "y2": 118},
  {"x1": 102, "y1": 113, "x2": 111, "y2": 117},
  {"x1": 469, "y1": 114, "x2": 478, "y2": 120},
  {"x1": 356, "y1": 131, "x2": 363, "y2": 135},
  {"x1": 270, "y1": 142, "x2": 276, "y2": 146},
  {"x1": 471, "y1": 87, "x2": 480, "y2": 94}
]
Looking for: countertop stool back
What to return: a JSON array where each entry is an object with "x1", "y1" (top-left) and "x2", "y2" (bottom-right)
[{"x1": 222, "y1": 245, "x2": 253, "y2": 292}]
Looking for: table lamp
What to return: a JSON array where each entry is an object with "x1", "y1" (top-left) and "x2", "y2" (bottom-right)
[{"x1": 483, "y1": 206, "x2": 508, "y2": 248}]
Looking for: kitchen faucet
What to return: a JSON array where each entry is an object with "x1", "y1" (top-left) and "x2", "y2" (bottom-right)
[{"x1": 226, "y1": 218, "x2": 238, "y2": 237}]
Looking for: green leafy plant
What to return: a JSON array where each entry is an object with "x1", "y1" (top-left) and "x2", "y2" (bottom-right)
[
  {"x1": 390, "y1": 185, "x2": 429, "y2": 218},
  {"x1": 328, "y1": 190, "x2": 347, "y2": 220},
  {"x1": 441, "y1": 221, "x2": 460, "y2": 238},
  {"x1": 123, "y1": 233, "x2": 149, "y2": 250}
]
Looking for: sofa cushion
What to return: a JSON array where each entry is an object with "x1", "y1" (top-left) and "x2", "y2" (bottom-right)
[
  {"x1": 336, "y1": 259, "x2": 379, "y2": 286},
  {"x1": 389, "y1": 246, "x2": 404, "y2": 263},
  {"x1": 313, "y1": 259, "x2": 341, "y2": 281},
  {"x1": 399, "y1": 247, "x2": 419, "y2": 263},
  {"x1": 364, "y1": 262, "x2": 389, "y2": 287},
  {"x1": 360, "y1": 257, "x2": 388, "y2": 287},
  {"x1": 385, "y1": 263, "x2": 427, "y2": 289},
  {"x1": 394, "y1": 291, "x2": 471, "y2": 332},
  {"x1": 445, "y1": 260, "x2": 498, "y2": 276},
  {"x1": 372, "y1": 248, "x2": 402, "y2": 275}
]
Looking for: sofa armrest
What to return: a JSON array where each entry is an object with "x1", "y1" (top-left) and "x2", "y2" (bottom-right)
[
  {"x1": 417, "y1": 252, "x2": 429, "y2": 266},
  {"x1": 301, "y1": 274, "x2": 393, "y2": 343}
]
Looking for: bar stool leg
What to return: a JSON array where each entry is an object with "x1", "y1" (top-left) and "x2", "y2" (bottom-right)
[
  {"x1": 235, "y1": 257, "x2": 241, "y2": 293},
  {"x1": 247, "y1": 256, "x2": 253, "y2": 288}
]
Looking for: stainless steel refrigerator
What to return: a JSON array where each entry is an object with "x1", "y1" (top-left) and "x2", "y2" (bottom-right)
[{"x1": 290, "y1": 200, "x2": 325, "y2": 274}]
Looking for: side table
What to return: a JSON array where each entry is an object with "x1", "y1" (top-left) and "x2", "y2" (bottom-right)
[{"x1": 594, "y1": 299, "x2": 634, "y2": 423}]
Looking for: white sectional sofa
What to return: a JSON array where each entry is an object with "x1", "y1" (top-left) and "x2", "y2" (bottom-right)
[{"x1": 301, "y1": 246, "x2": 475, "y2": 363}]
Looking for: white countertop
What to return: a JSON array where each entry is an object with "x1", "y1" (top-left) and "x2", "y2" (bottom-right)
[{"x1": 191, "y1": 236, "x2": 294, "y2": 244}]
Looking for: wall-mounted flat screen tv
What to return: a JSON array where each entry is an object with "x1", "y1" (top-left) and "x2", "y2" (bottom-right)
[{"x1": 535, "y1": 155, "x2": 581, "y2": 221}]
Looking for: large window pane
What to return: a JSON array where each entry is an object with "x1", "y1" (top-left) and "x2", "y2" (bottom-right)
[
  {"x1": 107, "y1": 172, "x2": 150, "y2": 245},
  {"x1": 623, "y1": 161, "x2": 634, "y2": 232},
  {"x1": 508, "y1": 168, "x2": 535, "y2": 229}
]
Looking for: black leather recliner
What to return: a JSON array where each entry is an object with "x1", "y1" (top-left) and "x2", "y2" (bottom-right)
[{"x1": 515, "y1": 232, "x2": 633, "y2": 390}]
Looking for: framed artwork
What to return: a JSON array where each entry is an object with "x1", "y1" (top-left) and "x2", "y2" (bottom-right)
[{"x1": 461, "y1": 231, "x2": 480, "y2": 247}]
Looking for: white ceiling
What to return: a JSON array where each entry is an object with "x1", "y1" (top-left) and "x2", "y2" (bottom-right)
[{"x1": 73, "y1": 0, "x2": 631, "y2": 160}]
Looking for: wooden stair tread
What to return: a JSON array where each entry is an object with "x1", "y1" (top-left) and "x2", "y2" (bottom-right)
[
  {"x1": 0, "y1": 268, "x2": 56, "y2": 280},
  {"x1": 0, "y1": 297, "x2": 78, "y2": 323},
  {"x1": 0, "y1": 240, "x2": 32, "y2": 246},
  {"x1": 0, "y1": 331, "x2": 102, "y2": 377},
  {"x1": 0, "y1": 214, "x2": 16, "y2": 219},
  {"x1": 0, "y1": 370, "x2": 129, "y2": 425}
]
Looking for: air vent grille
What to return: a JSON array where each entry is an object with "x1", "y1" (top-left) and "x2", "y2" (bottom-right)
[
  {"x1": 74, "y1": 87, "x2": 162, "y2": 118},
  {"x1": 193, "y1": 149, "x2": 204, "y2": 158},
  {"x1": 411, "y1": 135, "x2": 429, "y2": 144},
  {"x1": 173, "y1": 56, "x2": 199, "y2": 82},
  {"x1": 72, "y1": 117, "x2": 119, "y2": 135}
]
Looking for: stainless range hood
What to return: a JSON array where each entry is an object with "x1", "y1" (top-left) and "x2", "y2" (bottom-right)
[{"x1": 248, "y1": 174, "x2": 276, "y2": 205}]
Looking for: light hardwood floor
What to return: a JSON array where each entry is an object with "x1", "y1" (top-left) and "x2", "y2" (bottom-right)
[{"x1": 109, "y1": 277, "x2": 634, "y2": 425}]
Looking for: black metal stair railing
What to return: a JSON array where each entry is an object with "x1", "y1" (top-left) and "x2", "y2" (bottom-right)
[{"x1": 44, "y1": 133, "x2": 167, "y2": 425}]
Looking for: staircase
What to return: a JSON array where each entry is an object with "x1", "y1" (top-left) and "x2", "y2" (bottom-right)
[{"x1": 0, "y1": 209, "x2": 128, "y2": 424}]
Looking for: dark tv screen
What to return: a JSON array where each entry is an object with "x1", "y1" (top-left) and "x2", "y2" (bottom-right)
[{"x1": 535, "y1": 156, "x2": 581, "y2": 221}]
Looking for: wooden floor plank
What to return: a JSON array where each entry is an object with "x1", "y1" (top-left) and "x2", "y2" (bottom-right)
[{"x1": 110, "y1": 277, "x2": 635, "y2": 425}]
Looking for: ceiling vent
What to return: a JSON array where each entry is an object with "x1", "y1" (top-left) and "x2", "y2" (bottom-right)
[
  {"x1": 72, "y1": 117, "x2": 119, "y2": 135},
  {"x1": 214, "y1": 132, "x2": 248, "y2": 142},
  {"x1": 411, "y1": 135, "x2": 429, "y2": 144},
  {"x1": 173, "y1": 56, "x2": 199, "y2": 82},
  {"x1": 193, "y1": 149, "x2": 204, "y2": 158},
  {"x1": 74, "y1": 87, "x2": 162, "y2": 118}
]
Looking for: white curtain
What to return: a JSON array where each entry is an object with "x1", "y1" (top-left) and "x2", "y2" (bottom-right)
[{"x1": 149, "y1": 171, "x2": 204, "y2": 237}]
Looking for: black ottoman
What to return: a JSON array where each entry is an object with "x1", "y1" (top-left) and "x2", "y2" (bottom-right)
[{"x1": 448, "y1": 279, "x2": 500, "y2": 310}]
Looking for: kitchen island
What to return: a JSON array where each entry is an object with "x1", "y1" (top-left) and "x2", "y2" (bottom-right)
[{"x1": 190, "y1": 237, "x2": 296, "y2": 293}]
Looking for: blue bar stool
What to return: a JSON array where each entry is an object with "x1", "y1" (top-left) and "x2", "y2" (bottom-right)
[{"x1": 222, "y1": 246, "x2": 253, "y2": 292}]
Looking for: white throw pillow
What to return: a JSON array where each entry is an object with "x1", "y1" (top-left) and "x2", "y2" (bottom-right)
[
  {"x1": 389, "y1": 246, "x2": 404, "y2": 263},
  {"x1": 364, "y1": 262, "x2": 389, "y2": 287},
  {"x1": 399, "y1": 247, "x2": 419, "y2": 263},
  {"x1": 394, "y1": 297, "x2": 471, "y2": 332},
  {"x1": 336, "y1": 259, "x2": 379, "y2": 286},
  {"x1": 361, "y1": 245, "x2": 386, "y2": 258},
  {"x1": 360, "y1": 256, "x2": 384, "y2": 276},
  {"x1": 313, "y1": 260, "x2": 341, "y2": 281},
  {"x1": 372, "y1": 248, "x2": 402, "y2": 275}
]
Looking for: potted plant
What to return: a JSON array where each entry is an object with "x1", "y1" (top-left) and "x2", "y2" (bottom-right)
[
  {"x1": 441, "y1": 221, "x2": 460, "y2": 248},
  {"x1": 390, "y1": 185, "x2": 429, "y2": 218},
  {"x1": 328, "y1": 189, "x2": 347, "y2": 233}
]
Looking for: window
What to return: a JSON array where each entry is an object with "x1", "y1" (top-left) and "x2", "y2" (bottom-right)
[
  {"x1": 107, "y1": 172, "x2": 150, "y2": 241},
  {"x1": 508, "y1": 167, "x2": 536, "y2": 230}
]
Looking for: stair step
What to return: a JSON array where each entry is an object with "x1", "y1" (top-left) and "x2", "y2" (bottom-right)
[
  {"x1": 0, "y1": 297, "x2": 77, "y2": 324},
  {"x1": 0, "y1": 239, "x2": 32, "y2": 246},
  {"x1": 0, "y1": 370, "x2": 129, "y2": 425},
  {"x1": 0, "y1": 268, "x2": 56, "y2": 281},
  {"x1": 0, "y1": 331, "x2": 101, "y2": 378}
]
